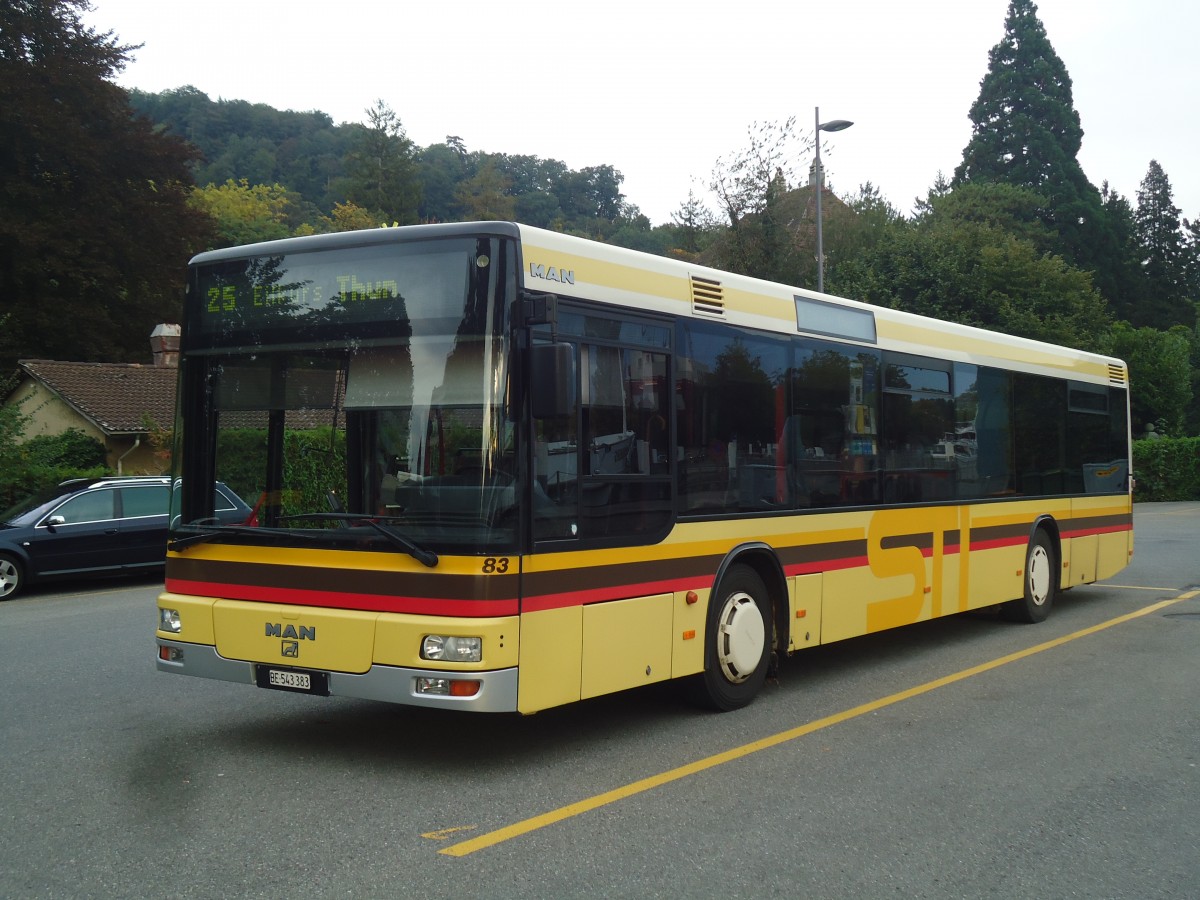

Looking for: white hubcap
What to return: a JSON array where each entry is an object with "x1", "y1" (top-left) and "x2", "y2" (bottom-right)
[
  {"x1": 716, "y1": 592, "x2": 765, "y2": 683},
  {"x1": 1028, "y1": 545, "x2": 1051, "y2": 606}
]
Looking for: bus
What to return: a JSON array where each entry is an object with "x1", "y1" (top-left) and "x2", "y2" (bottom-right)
[{"x1": 156, "y1": 221, "x2": 1133, "y2": 713}]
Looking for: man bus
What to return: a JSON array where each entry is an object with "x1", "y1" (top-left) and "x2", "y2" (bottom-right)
[{"x1": 156, "y1": 222, "x2": 1132, "y2": 713}]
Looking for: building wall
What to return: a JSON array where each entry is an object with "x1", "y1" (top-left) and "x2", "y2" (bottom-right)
[
  {"x1": 6, "y1": 379, "x2": 103, "y2": 443},
  {"x1": 4, "y1": 378, "x2": 164, "y2": 474}
]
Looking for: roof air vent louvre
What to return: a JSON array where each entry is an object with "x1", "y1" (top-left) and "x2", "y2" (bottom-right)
[
  {"x1": 1108, "y1": 364, "x2": 1127, "y2": 385},
  {"x1": 690, "y1": 275, "x2": 725, "y2": 318}
]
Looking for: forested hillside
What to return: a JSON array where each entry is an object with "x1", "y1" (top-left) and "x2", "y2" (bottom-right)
[{"x1": 128, "y1": 87, "x2": 671, "y2": 252}]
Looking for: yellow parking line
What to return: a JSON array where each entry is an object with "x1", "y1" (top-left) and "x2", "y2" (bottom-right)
[
  {"x1": 440, "y1": 591, "x2": 1198, "y2": 858},
  {"x1": 1103, "y1": 584, "x2": 1183, "y2": 592}
]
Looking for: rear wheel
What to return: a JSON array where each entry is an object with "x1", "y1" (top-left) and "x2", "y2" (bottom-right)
[
  {"x1": 0, "y1": 554, "x2": 24, "y2": 601},
  {"x1": 697, "y1": 564, "x2": 771, "y2": 710},
  {"x1": 1003, "y1": 529, "x2": 1056, "y2": 623}
]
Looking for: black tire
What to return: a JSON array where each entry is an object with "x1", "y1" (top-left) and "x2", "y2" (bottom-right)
[
  {"x1": 1003, "y1": 529, "x2": 1057, "y2": 623},
  {"x1": 0, "y1": 553, "x2": 24, "y2": 601},
  {"x1": 696, "y1": 564, "x2": 772, "y2": 711}
]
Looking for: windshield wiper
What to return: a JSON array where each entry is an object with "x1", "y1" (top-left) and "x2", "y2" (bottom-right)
[
  {"x1": 281, "y1": 513, "x2": 439, "y2": 568},
  {"x1": 168, "y1": 524, "x2": 272, "y2": 551}
]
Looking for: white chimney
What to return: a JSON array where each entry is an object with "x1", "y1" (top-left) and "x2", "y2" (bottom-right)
[{"x1": 150, "y1": 323, "x2": 181, "y2": 368}]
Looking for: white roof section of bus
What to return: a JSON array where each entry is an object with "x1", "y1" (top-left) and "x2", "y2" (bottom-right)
[{"x1": 515, "y1": 223, "x2": 1125, "y2": 386}]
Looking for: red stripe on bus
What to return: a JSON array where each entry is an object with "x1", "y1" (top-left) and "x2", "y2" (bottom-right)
[
  {"x1": 520, "y1": 574, "x2": 715, "y2": 613},
  {"x1": 786, "y1": 554, "x2": 869, "y2": 576},
  {"x1": 164, "y1": 578, "x2": 519, "y2": 617},
  {"x1": 1062, "y1": 524, "x2": 1131, "y2": 539},
  {"x1": 967, "y1": 536, "x2": 1028, "y2": 552}
]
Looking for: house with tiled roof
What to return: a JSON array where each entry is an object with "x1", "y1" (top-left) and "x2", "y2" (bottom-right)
[{"x1": 3, "y1": 325, "x2": 180, "y2": 474}]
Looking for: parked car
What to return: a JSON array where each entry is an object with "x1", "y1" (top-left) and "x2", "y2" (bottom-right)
[{"x1": 0, "y1": 476, "x2": 253, "y2": 600}]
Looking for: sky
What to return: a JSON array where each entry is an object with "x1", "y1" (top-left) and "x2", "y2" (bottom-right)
[{"x1": 82, "y1": 0, "x2": 1200, "y2": 228}]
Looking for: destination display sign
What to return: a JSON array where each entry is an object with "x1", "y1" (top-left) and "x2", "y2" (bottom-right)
[{"x1": 189, "y1": 243, "x2": 472, "y2": 342}]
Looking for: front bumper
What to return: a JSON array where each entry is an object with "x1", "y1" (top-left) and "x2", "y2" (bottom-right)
[{"x1": 155, "y1": 639, "x2": 519, "y2": 712}]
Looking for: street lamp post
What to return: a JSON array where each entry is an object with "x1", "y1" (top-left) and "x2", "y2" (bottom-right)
[{"x1": 814, "y1": 106, "x2": 853, "y2": 293}]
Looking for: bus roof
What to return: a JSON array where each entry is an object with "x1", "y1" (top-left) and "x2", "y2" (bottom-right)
[
  {"x1": 188, "y1": 221, "x2": 1126, "y2": 387},
  {"x1": 512, "y1": 222, "x2": 1126, "y2": 387}
]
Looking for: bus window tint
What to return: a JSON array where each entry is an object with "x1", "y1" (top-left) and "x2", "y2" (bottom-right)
[
  {"x1": 880, "y1": 357, "x2": 955, "y2": 503},
  {"x1": 532, "y1": 331, "x2": 672, "y2": 543},
  {"x1": 955, "y1": 364, "x2": 1014, "y2": 498},
  {"x1": 1068, "y1": 384, "x2": 1129, "y2": 492},
  {"x1": 786, "y1": 344, "x2": 880, "y2": 509},
  {"x1": 676, "y1": 323, "x2": 789, "y2": 513},
  {"x1": 1014, "y1": 374, "x2": 1068, "y2": 495}
]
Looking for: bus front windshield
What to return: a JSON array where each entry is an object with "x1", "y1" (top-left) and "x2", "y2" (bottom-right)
[{"x1": 172, "y1": 237, "x2": 516, "y2": 554}]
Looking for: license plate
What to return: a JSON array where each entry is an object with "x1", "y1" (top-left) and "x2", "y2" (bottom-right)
[
  {"x1": 255, "y1": 665, "x2": 329, "y2": 695},
  {"x1": 269, "y1": 669, "x2": 310, "y2": 690}
]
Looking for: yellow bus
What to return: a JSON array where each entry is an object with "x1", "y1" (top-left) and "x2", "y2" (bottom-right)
[{"x1": 156, "y1": 222, "x2": 1133, "y2": 713}]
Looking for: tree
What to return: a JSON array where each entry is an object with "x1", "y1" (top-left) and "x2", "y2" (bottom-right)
[
  {"x1": 453, "y1": 161, "x2": 515, "y2": 221},
  {"x1": 1105, "y1": 322, "x2": 1192, "y2": 434},
  {"x1": 709, "y1": 119, "x2": 803, "y2": 226},
  {"x1": 1133, "y1": 160, "x2": 1191, "y2": 328},
  {"x1": 189, "y1": 179, "x2": 306, "y2": 248},
  {"x1": 916, "y1": 182, "x2": 1050, "y2": 250},
  {"x1": 1099, "y1": 182, "x2": 1144, "y2": 323},
  {"x1": 416, "y1": 139, "x2": 469, "y2": 222},
  {"x1": 838, "y1": 215, "x2": 1112, "y2": 351},
  {"x1": 342, "y1": 99, "x2": 420, "y2": 224},
  {"x1": 559, "y1": 165, "x2": 627, "y2": 222},
  {"x1": 1186, "y1": 216, "x2": 1200, "y2": 307},
  {"x1": 670, "y1": 190, "x2": 720, "y2": 256},
  {"x1": 834, "y1": 182, "x2": 905, "y2": 270},
  {"x1": 323, "y1": 201, "x2": 378, "y2": 233},
  {"x1": 130, "y1": 86, "x2": 354, "y2": 212},
  {"x1": 953, "y1": 0, "x2": 1118, "y2": 298},
  {"x1": 0, "y1": 0, "x2": 213, "y2": 369},
  {"x1": 706, "y1": 118, "x2": 816, "y2": 283}
]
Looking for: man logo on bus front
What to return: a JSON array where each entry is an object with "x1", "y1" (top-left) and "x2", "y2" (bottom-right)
[{"x1": 281, "y1": 641, "x2": 299, "y2": 658}]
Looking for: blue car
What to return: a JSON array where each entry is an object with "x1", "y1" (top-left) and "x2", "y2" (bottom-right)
[{"x1": 0, "y1": 476, "x2": 253, "y2": 600}]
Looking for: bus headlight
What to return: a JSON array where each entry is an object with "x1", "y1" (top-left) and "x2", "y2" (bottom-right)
[
  {"x1": 421, "y1": 634, "x2": 482, "y2": 663},
  {"x1": 159, "y1": 607, "x2": 182, "y2": 633}
]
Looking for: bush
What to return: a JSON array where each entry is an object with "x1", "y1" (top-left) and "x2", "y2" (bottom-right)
[
  {"x1": 0, "y1": 411, "x2": 111, "y2": 509},
  {"x1": 21, "y1": 428, "x2": 107, "y2": 469},
  {"x1": 1133, "y1": 436, "x2": 1200, "y2": 501}
]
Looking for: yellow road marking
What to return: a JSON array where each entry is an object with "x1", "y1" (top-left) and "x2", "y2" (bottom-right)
[
  {"x1": 1103, "y1": 584, "x2": 1182, "y2": 592},
  {"x1": 441, "y1": 591, "x2": 1198, "y2": 858},
  {"x1": 421, "y1": 826, "x2": 477, "y2": 841}
]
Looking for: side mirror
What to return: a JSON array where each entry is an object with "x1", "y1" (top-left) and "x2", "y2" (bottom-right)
[
  {"x1": 531, "y1": 343, "x2": 574, "y2": 419},
  {"x1": 45, "y1": 515, "x2": 66, "y2": 531}
]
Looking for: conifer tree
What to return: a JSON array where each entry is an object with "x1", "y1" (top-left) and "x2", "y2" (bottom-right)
[
  {"x1": 1185, "y1": 217, "x2": 1200, "y2": 313},
  {"x1": 343, "y1": 100, "x2": 420, "y2": 225},
  {"x1": 1100, "y1": 182, "x2": 1144, "y2": 324},
  {"x1": 954, "y1": 0, "x2": 1117, "y2": 298},
  {"x1": 1134, "y1": 160, "x2": 1191, "y2": 327}
]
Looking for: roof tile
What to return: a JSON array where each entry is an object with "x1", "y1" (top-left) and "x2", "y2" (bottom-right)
[{"x1": 17, "y1": 360, "x2": 177, "y2": 435}]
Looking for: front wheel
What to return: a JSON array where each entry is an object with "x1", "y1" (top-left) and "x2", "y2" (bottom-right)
[
  {"x1": 1003, "y1": 529, "x2": 1057, "y2": 623},
  {"x1": 0, "y1": 553, "x2": 24, "y2": 601},
  {"x1": 696, "y1": 564, "x2": 772, "y2": 711}
]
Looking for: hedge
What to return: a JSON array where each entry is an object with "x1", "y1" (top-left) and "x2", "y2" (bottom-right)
[{"x1": 1132, "y1": 436, "x2": 1200, "y2": 501}]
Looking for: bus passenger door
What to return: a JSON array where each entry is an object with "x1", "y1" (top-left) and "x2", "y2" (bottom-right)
[{"x1": 520, "y1": 318, "x2": 675, "y2": 712}]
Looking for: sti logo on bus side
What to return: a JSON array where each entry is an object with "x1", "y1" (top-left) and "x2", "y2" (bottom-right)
[
  {"x1": 528, "y1": 262, "x2": 575, "y2": 285},
  {"x1": 265, "y1": 623, "x2": 316, "y2": 641}
]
